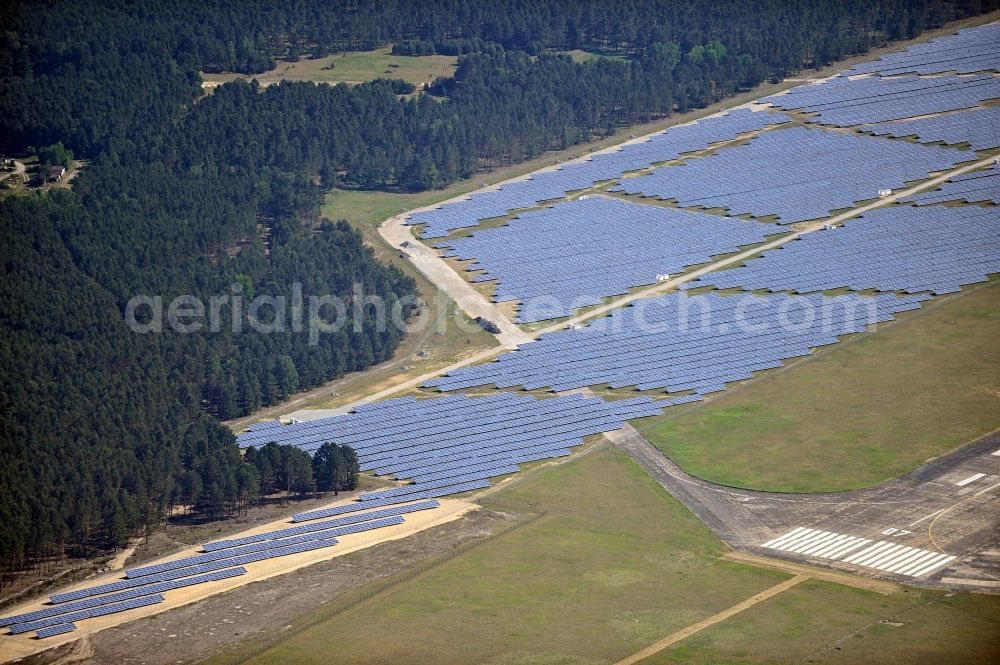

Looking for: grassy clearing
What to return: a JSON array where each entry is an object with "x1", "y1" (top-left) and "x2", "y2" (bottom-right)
[
  {"x1": 639, "y1": 279, "x2": 1000, "y2": 492},
  {"x1": 202, "y1": 46, "x2": 457, "y2": 88},
  {"x1": 213, "y1": 448, "x2": 790, "y2": 664},
  {"x1": 207, "y1": 448, "x2": 999, "y2": 665},
  {"x1": 557, "y1": 49, "x2": 630, "y2": 64},
  {"x1": 649, "y1": 579, "x2": 1000, "y2": 665}
]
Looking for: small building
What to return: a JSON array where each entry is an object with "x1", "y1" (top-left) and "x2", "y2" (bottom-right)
[{"x1": 49, "y1": 165, "x2": 66, "y2": 182}]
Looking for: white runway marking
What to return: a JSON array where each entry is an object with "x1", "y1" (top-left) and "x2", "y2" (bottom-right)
[
  {"x1": 974, "y1": 481, "x2": 1000, "y2": 497},
  {"x1": 955, "y1": 473, "x2": 986, "y2": 487},
  {"x1": 907, "y1": 509, "x2": 944, "y2": 527},
  {"x1": 760, "y1": 528, "x2": 955, "y2": 578}
]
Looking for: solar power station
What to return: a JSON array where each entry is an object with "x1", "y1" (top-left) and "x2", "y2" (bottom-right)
[
  {"x1": 236, "y1": 393, "x2": 665, "y2": 491},
  {"x1": 9, "y1": 19, "x2": 999, "y2": 648},
  {"x1": 865, "y1": 105, "x2": 1000, "y2": 151},
  {"x1": 202, "y1": 500, "x2": 441, "y2": 551},
  {"x1": 763, "y1": 73, "x2": 1000, "y2": 126},
  {"x1": 903, "y1": 163, "x2": 1000, "y2": 205},
  {"x1": 404, "y1": 108, "x2": 789, "y2": 238},
  {"x1": 611, "y1": 126, "x2": 964, "y2": 223},
  {"x1": 435, "y1": 197, "x2": 776, "y2": 322},
  {"x1": 3, "y1": 594, "x2": 166, "y2": 638},
  {"x1": 703, "y1": 205, "x2": 1000, "y2": 295},
  {"x1": 846, "y1": 22, "x2": 1000, "y2": 76},
  {"x1": 1, "y1": 499, "x2": 425, "y2": 639},
  {"x1": 426, "y1": 292, "x2": 927, "y2": 396}
]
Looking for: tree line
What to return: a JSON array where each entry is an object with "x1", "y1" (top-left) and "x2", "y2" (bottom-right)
[{"x1": 241, "y1": 442, "x2": 361, "y2": 504}]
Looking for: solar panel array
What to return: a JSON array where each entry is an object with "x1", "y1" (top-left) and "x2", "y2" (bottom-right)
[
  {"x1": 8, "y1": 595, "x2": 165, "y2": 635},
  {"x1": 847, "y1": 22, "x2": 1000, "y2": 76},
  {"x1": 425, "y1": 292, "x2": 928, "y2": 395},
  {"x1": 34, "y1": 623, "x2": 76, "y2": 639},
  {"x1": 435, "y1": 197, "x2": 776, "y2": 323},
  {"x1": 203, "y1": 500, "x2": 439, "y2": 551},
  {"x1": 50, "y1": 537, "x2": 341, "y2": 604},
  {"x1": 763, "y1": 73, "x2": 1000, "y2": 126},
  {"x1": 405, "y1": 109, "x2": 790, "y2": 238},
  {"x1": 1, "y1": 569, "x2": 246, "y2": 630},
  {"x1": 865, "y1": 105, "x2": 1000, "y2": 151},
  {"x1": 902, "y1": 164, "x2": 1000, "y2": 205},
  {"x1": 701, "y1": 205, "x2": 1000, "y2": 295},
  {"x1": 237, "y1": 393, "x2": 664, "y2": 496},
  {"x1": 612, "y1": 126, "x2": 963, "y2": 223},
  {"x1": 291, "y1": 482, "x2": 490, "y2": 522}
]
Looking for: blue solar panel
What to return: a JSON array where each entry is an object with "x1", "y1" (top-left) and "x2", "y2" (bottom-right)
[
  {"x1": 34, "y1": 622, "x2": 76, "y2": 639},
  {"x1": 865, "y1": 105, "x2": 1000, "y2": 151},
  {"x1": 847, "y1": 23, "x2": 1000, "y2": 76},
  {"x1": 126, "y1": 517, "x2": 403, "y2": 578},
  {"x1": 763, "y1": 73, "x2": 1000, "y2": 126},
  {"x1": 1, "y1": 568, "x2": 246, "y2": 629},
  {"x1": 50, "y1": 538, "x2": 340, "y2": 604},
  {"x1": 236, "y1": 393, "x2": 664, "y2": 501},
  {"x1": 612, "y1": 126, "x2": 963, "y2": 224},
  {"x1": 9, "y1": 595, "x2": 165, "y2": 635},
  {"x1": 425, "y1": 292, "x2": 928, "y2": 395},
  {"x1": 902, "y1": 163, "x2": 1000, "y2": 205},
  {"x1": 435, "y1": 197, "x2": 776, "y2": 323},
  {"x1": 405, "y1": 109, "x2": 790, "y2": 238},
  {"x1": 702, "y1": 205, "x2": 1000, "y2": 295},
  {"x1": 203, "y1": 500, "x2": 440, "y2": 551}
]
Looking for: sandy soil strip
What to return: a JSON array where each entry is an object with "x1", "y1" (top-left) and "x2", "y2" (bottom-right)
[
  {"x1": 0, "y1": 499, "x2": 475, "y2": 664},
  {"x1": 612, "y1": 575, "x2": 809, "y2": 665}
]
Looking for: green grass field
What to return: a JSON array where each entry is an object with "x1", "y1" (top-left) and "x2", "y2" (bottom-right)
[
  {"x1": 206, "y1": 448, "x2": 1000, "y2": 665},
  {"x1": 639, "y1": 279, "x2": 1000, "y2": 493},
  {"x1": 650, "y1": 580, "x2": 1000, "y2": 664},
  {"x1": 202, "y1": 46, "x2": 457, "y2": 88},
  {"x1": 209, "y1": 448, "x2": 789, "y2": 664}
]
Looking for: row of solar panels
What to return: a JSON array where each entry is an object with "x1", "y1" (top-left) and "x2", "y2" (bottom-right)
[
  {"x1": 425, "y1": 292, "x2": 926, "y2": 395},
  {"x1": 238, "y1": 392, "x2": 530, "y2": 446},
  {"x1": 8, "y1": 595, "x2": 165, "y2": 637},
  {"x1": 50, "y1": 534, "x2": 347, "y2": 605},
  {"x1": 612, "y1": 126, "x2": 965, "y2": 224},
  {"x1": 435, "y1": 197, "x2": 775, "y2": 323},
  {"x1": 240, "y1": 394, "x2": 660, "y2": 462},
  {"x1": 765, "y1": 73, "x2": 1000, "y2": 126},
  {"x1": 905, "y1": 164, "x2": 1000, "y2": 205},
  {"x1": 865, "y1": 105, "x2": 1000, "y2": 151},
  {"x1": 848, "y1": 22, "x2": 1000, "y2": 76},
  {"x1": 126, "y1": 516, "x2": 409, "y2": 579},
  {"x1": 2, "y1": 568, "x2": 246, "y2": 628},
  {"x1": 9, "y1": 507, "x2": 422, "y2": 638},
  {"x1": 404, "y1": 108, "x2": 789, "y2": 238},
  {"x1": 204, "y1": 500, "x2": 440, "y2": 551},
  {"x1": 703, "y1": 205, "x2": 1000, "y2": 295}
]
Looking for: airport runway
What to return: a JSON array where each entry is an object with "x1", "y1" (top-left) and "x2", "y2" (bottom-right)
[{"x1": 609, "y1": 425, "x2": 1000, "y2": 591}]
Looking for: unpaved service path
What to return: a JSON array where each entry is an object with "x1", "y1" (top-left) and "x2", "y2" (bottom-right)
[
  {"x1": 380, "y1": 213, "x2": 533, "y2": 347},
  {"x1": 612, "y1": 575, "x2": 810, "y2": 665}
]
